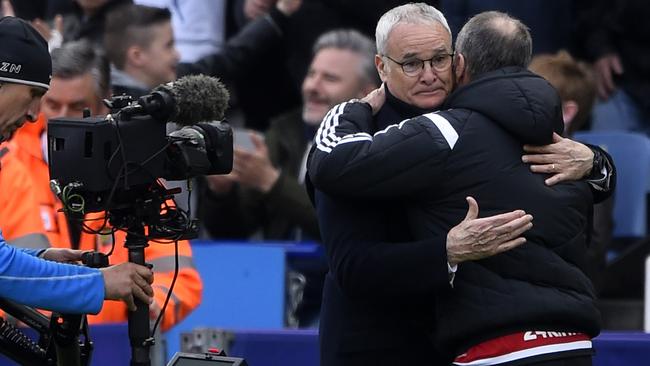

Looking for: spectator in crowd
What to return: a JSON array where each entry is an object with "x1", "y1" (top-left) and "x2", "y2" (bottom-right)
[
  {"x1": 176, "y1": 0, "x2": 303, "y2": 131},
  {"x1": 230, "y1": 0, "x2": 413, "y2": 87},
  {"x1": 529, "y1": 50, "x2": 614, "y2": 292},
  {"x1": 200, "y1": 29, "x2": 378, "y2": 242},
  {"x1": 226, "y1": 0, "x2": 408, "y2": 131},
  {"x1": 105, "y1": 1, "x2": 302, "y2": 103},
  {"x1": 0, "y1": 15, "x2": 153, "y2": 315},
  {"x1": 439, "y1": 0, "x2": 577, "y2": 54},
  {"x1": 309, "y1": 11, "x2": 602, "y2": 365},
  {"x1": 134, "y1": 0, "x2": 227, "y2": 63},
  {"x1": 11, "y1": 40, "x2": 202, "y2": 331},
  {"x1": 529, "y1": 51, "x2": 596, "y2": 136},
  {"x1": 199, "y1": 29, "x2": 378, "y2": 327},
  {"x1": 574, "y1": 0, "x2": 650, "y2": 134},
  {"x1": 305, "y1": 4, "x2": 614, "y2": 365},
  {"x1": 62, "y1": 0, "x2": 132, "y2": 47},
  {"x1": 177, "y1": 0, "x2": 302, "y2": 84},
  {"x1": 104, "y1": 4, "x2": 178, "y2": 98}
]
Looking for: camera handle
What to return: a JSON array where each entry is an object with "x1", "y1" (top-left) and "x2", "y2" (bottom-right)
[{"x1": 125, "y1": 223, "x2": 155, "y2": 366}]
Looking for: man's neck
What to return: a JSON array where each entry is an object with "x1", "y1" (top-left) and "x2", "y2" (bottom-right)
[{"x1": 112, "y1": 66, "x2": 153, "y2": 91}]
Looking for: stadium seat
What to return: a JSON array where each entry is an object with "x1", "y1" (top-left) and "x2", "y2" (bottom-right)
[
  {"x1": 574, "y1": 131, "x2": 650, "y2": 304},
  {"x1": 573, "y1": 131, "x2": 650, "y2": 239}
]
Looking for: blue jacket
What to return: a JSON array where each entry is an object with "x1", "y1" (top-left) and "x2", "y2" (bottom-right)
[{"x1": 0, "y1": 231, "x2": 104, "y2": 314}]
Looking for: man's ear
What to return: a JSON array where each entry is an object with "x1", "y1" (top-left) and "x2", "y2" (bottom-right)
[
  {"x1": 454, "y1": 53, "x2": 466, "y2": 83},
  {"x1": 375, "y1": 54, "x2": 387, "y2": 82},
  {"x1": 562, "y1": 100, "x2": 579, "y2": 128},
  {"x1": 126, "y1": 45, "x2": 144, "y2": 68}
]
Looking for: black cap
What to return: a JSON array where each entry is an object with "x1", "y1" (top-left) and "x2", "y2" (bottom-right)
[{"x1": 0, "y1": 16, "x2": 51, "y2": 90}]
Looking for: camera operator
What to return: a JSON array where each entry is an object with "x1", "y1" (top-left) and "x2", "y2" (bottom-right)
[
  {"x1": 30, "y1": 40, "x2": 202, "y2": 331},
  {"x1": 0, "y1": 16, "x2": 153, "y2": 315}
]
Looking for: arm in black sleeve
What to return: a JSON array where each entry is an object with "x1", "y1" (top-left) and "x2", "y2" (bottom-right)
[
  {"x1": 585, "y1": 145, "x2": 616, "y2": 203},
  {"x1": 314, "y1": 190, "x2": 450, "y2": 299},
  {"x1": 177, "y1": 7, "x2": 289, "y2": 82},
  {"x1": 199, "y1": 180, "x2": 262, "y2": 239},
  {"x1": 308, "y1": 101, "x2": 454, "y2": 197},
  {"x1": 200, "y1": 172, "x2": 320, "y2": 240},
  {"x1": 263, "y1": 171, "x2": 321, "y2": 240}
]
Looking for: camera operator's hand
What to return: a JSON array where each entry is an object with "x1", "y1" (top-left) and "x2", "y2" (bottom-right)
[
  {"x1": 231, "y1": 134, "x2": 280, "y2": 193},
  {"x1": 100, "y1": 263, "x2": 154, "y2": 311},
  {"x1": 40, "y1": 248, "x2": 85, "y2": 263}
]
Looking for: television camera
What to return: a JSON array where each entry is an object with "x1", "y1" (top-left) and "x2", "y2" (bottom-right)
[{"x1": 44, "y1": 75, "x2": 233, "y2": 366}]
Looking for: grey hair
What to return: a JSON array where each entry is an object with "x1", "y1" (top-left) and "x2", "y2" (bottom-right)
[
  {"x1": 312, "y1": 29, "x2": 381, "y2": 87},
  {"x1": 50, "y1": 40, "x2": 111, "y2": 98},
  {"x1": 375, "y1": 3, "x2": 451, "y2": 55},
  {"x1": 455, "y1": 11, "x2": 532, "y2": 79}
]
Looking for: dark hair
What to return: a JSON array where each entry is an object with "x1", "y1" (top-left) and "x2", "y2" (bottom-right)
[
  {"x1": 104, "y1": 4, "x2": 172, "y2": 69},
  {"x1": 455, "y1": 11, "x2": 532, "y2": 79},
  {"x1": 51, "y1": 40, "x2": 110, "y2": 98},
  {"x1": 312, "y1": 29, "x2": 380, "y2": 87}
]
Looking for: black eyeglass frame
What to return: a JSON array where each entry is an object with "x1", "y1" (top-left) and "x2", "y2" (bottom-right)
[{"x1": 383, "y1": 52, "x2": 455, "y2": 76}]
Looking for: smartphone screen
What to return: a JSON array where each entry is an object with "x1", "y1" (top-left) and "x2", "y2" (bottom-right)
[{"x1": 232, "y1": 128, "x2": 256, "y2": 152}]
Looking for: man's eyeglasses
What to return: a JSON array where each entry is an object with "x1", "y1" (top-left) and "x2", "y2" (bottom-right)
[{"x1": 384, "y1": 52, "x2": 454, "y2": 77}]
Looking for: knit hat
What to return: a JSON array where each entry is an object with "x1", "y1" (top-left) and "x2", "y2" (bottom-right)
[{"x1": 0, "y1": 16, "x2": 51, "y2": 90}]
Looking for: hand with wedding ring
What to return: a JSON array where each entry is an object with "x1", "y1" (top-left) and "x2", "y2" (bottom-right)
[{"x1": 521, "y1": 133, "x2": 594, "y2": 186}]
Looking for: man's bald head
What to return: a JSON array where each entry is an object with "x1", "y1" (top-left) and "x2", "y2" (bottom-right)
[{"x1": 455, "y1": 11, "x2": 532, "y2": 80}]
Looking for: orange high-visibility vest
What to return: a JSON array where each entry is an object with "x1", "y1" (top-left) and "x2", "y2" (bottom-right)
[
  {"x1": 0, "y1": 140, "x2": 47, "y2": 243},
  {"x1": 11, "y1": 114, "x2": 70, "y2": 247}
]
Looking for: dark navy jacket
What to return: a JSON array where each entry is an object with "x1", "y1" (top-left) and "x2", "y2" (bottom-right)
[
  {"x1": 310, "y1": 92, "x2": 452, "y2": 365},
  {"x1": 309, "y1": 67, "x2": 601, "y2": 356}
]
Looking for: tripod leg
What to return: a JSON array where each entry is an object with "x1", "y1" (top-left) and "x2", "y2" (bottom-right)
[{"x1": 125, "y1": 228, "x2": 153, "y2": 366}]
